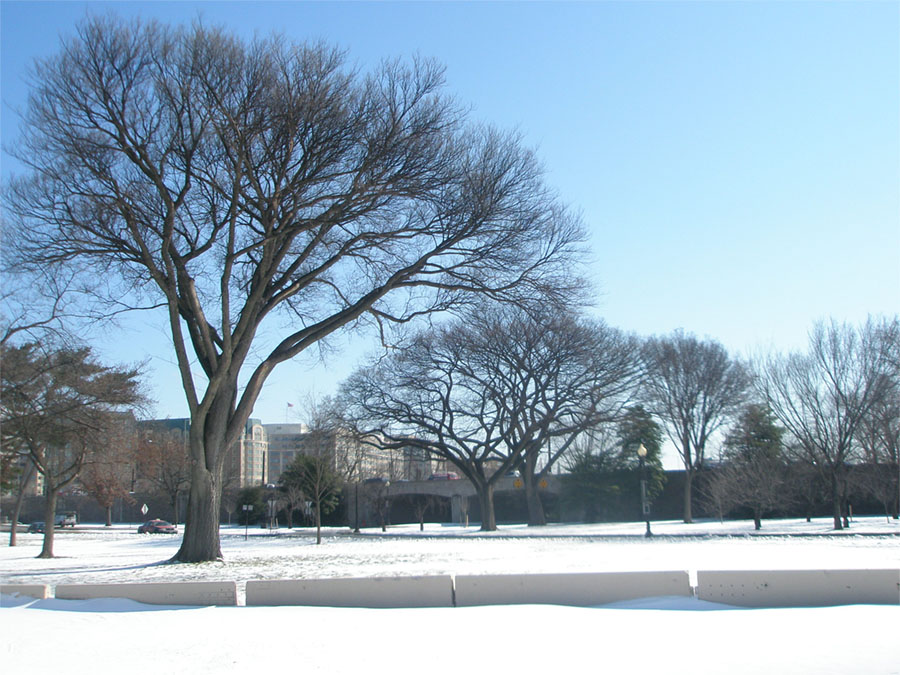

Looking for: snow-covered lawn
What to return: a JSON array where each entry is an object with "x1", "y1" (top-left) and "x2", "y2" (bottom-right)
[{"x1": 2, "y1": 517, "x2": 899, "y2": 674}]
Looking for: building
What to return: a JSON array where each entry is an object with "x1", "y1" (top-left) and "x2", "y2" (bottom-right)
[
  {"x1": 263, "y1": 423, "x2": 308, "y2": 483},
  {"x1": 263, "y1": 425, "x2": 432, "y2": 483},
  {"x1": 141, "y1": 417, "x2": 269, "y2": 488},
  {"x1": 225, "y1": 418, "x2": 268, "y2": 487}
]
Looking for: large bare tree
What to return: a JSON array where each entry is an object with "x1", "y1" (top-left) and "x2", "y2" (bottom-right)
[
  {"x1": 757, "y1": 317, "x2": 898, "y2": 529},
  {"x1": 468, "y1": 309, "x2": 644, "y2": 525},
  {"x1": 641, "y1": 330, "x2": 749, "y2": 523},
  {"x1": 5, "y1": 17, "x2": 584, "y2": 561}
]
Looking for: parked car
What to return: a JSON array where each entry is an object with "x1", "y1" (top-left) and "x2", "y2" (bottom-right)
[
  {"x1": 27, "y1": 521, "x2": 45, "y2": 534},
  {"x1": 55, "y1": 512, "x2": 78, "y2": 528},
  {"x1": 137, "y1": 519, "x2": 177, "y2": 534},
  {"x1": 364, "y1": 477, "x2": 390, "y2": 484},
  {"x1": 427, "y1": 472, "x2": 460, "y2": 481}
]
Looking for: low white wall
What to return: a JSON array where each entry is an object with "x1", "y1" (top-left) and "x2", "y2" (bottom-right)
[
  {"x1": 54, "y1": 581, "x2": 237, "y2": 606},
  {"x1": 454, "y1": 571, "x2": 692, "y2": 607},
  {"x1": 246, "y1": 575, "x2": 454, "y2": 608},
  {"x1": 1, "y1": 584, "x2": 49, "y2": 600},
  {"x1": 696, "y1": 569, "x2": 900, "y2": 607},
  {"x1": 19, "y1": 569, "x2": 900, "y2": 609}
]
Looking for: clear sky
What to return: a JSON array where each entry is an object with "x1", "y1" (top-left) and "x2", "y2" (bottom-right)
[{"x1": 2, "y1": 1, "x2": 898, "y2": 429}]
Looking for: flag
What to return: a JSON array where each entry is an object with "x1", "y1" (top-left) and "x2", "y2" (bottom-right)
[{"x1": 287, "y1": 402, "x2": 294, "y2": 408}]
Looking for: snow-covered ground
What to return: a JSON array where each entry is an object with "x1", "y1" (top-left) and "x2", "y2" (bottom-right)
[{"x1": 2, "y1": 517, "x2": 899, "y2": 674}]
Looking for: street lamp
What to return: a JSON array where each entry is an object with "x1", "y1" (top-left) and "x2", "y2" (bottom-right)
[
  {"x1": 266, "y1": 483, "x2": 278, "y2": 531},
  {"x1": 637, "y1": 444, "x2": 652, "y2": 537},
  {"x1": 242, "y1": 504, "x2": 253, "y2": 541}
]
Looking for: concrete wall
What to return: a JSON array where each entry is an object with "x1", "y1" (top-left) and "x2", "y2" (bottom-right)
[
  {"x1": 54, "y1": 581, "x2": 237, "y2": 606},
  {"x1": 454, "y1": 571, "x2": 692, "y2": 607},
  {"x1": 696, "y1": 569, "x2": 900, "y2": 608},
  {"x1": 1, "y1": 584, "x2": 49, "y2": 599},
  {"x1": 246, "y1": 575, "x2": 454, "y2": 608},
  {"x1": 12, "y1": 569, "x2": 899, "y2": 608}
]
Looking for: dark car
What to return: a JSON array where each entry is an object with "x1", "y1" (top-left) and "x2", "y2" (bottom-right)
[
  {"x1": 137, "y1": 519, "x2": 177, "y2": 534},
  {"x1": 27, "y1": 521, "x2": 45, "y2": 533}
]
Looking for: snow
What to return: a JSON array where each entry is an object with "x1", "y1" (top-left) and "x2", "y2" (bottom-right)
[{"x1": 2, "y1": 517, "x2": 899, "y2": 674}]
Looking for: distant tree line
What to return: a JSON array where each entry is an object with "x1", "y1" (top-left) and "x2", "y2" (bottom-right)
[{"x1": 341, "y1": 314, "x2": 898, "y2": 532}]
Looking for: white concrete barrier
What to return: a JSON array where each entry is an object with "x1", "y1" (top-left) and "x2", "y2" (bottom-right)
[
  {"x1": 696, "y1": 569, "x2": 900, "y2": 607},
  {"x1": 54, "y1": 581, "x2": 237, "y2": 606},
  {"x1": 246, "y1": 575, "x2": 454, "y2": 608},
  {"x1": 1, "y1": 584, "x2": 49, "y2": 600},
  {"x1": 454, "y1": 571, "x2": 692, "y2": 607}
]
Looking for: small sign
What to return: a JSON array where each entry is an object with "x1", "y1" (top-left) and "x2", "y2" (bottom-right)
[
  {"x1": 538, "y1": 479, "x2": 548, "y2": 489},
  {"x1": 141, "y1": 503, "x2": 149, "y2": 516},
  {"x1": 513, "y1": 478, "x2": 523, "y2": 489}
]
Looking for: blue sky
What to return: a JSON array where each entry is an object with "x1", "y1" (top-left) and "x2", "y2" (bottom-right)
[{"x1": 2, "y1": 1, "x2": 898, "y2": 429}]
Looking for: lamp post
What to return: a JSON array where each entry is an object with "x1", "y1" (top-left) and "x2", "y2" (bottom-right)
[
  {"x1": 242, "y1": 504, "x2": 253, "y2": 541},
  {"x1": 266, "y1": 483, "x2": 278, "y2": 531},
  {"x1": 637, "y1": 444, "x2": 652, "y2": 537}
]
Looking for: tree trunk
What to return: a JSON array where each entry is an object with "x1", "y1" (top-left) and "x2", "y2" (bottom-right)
[
  {"x1": 524, "y1": 474, "x2": 546, "y2": 526},
  {"x1": 477, "y1": 482, "x2": 497, "y2": 531},
  {"x1": 523, "y1": 453, "x2": 546, "y2": 526},
  {"x1": 753, "y1": 507, "x2": 762, "y2": 531},
  {"x1": 105, "y1": 505, "x2": 113, "y2": 527},
  {"x1": 38, "y1": 488, "x2": 58, "y2": 558},
  {"x1": 315, "y1": 502, "x2": 322, "y2": 545},
  {"x1": 172, "y1": 494, "x2": 179, "y2": 527},
  {"x1": 172, "y1": 467, "x2": 222, "y2": 562},
  {"x1": 830, "y1": 472, "x2": 843, "y2": 530},
  {"x1": 8, "y1": 463, "x2": 35, "y2": 547},
  {"x1": 683, "y1": 468, "x2": 694, "y2": 524}
]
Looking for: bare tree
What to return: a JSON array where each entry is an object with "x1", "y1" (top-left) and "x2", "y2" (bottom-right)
[
  {"x1": 470, "y1": 308, "x2": 644, "y2": 525},
  {"x1": 756, "y1": 317, "x2": 898, "y2": 529},
  {"x1": 278, "y1": 482, "x2": 307, "y2": 529},
  {"x1": 362, "y1": 480, "x2": 393, "y2": 532},
  {"x1": 343, "y1": 324, "x2": 518, "y2": 531},
  {"x1": 0, "y1": 342, "x2": 143, "y2": 557},
  {"x1": 642, "y1": 331, "x2": 749, "y2": 523},
  {"x1": 854, "y1": 389, "x2": 899, "y2": 519},
  {"x1": 399, "y1": 493, "x2": 442, "y2": 531},
  {"x1": 79, "y1": 415, "x2": 139, "y2": 526},
  {"x1": 5, "y1": 16, "x2": 584, "y2": 562},
  {"x1": 136, "y1": 425, "x2": 192, "y2": 526}
]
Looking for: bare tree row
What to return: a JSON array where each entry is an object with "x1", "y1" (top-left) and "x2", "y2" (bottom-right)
[{"x1": 341, "y1": 313, "x2": 898, "y2": 531}]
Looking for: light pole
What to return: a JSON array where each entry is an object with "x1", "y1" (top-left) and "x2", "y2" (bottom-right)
[
  {"x1": 266, "y1": 483, "x2": 278, "y2": 531},
  {"x1": 637, "y1": 444, "x2": 652, "y2": 537},
  {"x1": 242, "y1": 504, "x2": 253, "y2": 541}
]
